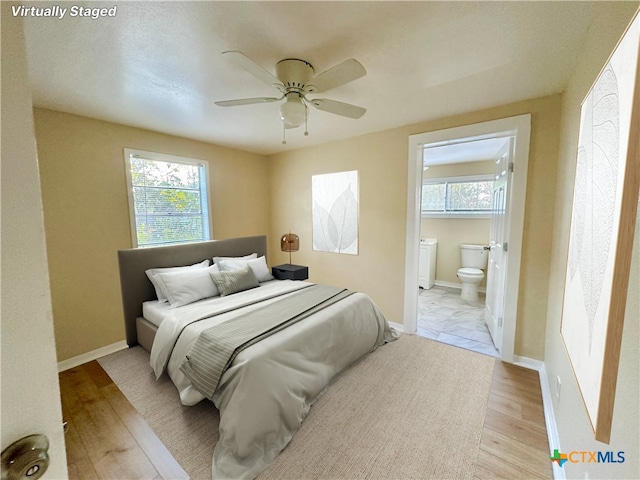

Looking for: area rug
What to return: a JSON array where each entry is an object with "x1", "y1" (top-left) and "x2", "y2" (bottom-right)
[{"x1": 98, "y1": 334, "x2": 495, "y2": 479}]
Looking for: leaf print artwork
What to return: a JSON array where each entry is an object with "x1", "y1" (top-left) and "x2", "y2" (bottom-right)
[
  {"x1": 312, "y1": 171, "x2": 359, "y2": 255},
  {"x1": 560, "y1": 11, "x2": 639, "y2": 444},
  {"x1": 312, "y1": 202, "x2": 331, "y2": 252},
  {"x1": 568, "y1": 64, "x2": 619, "y2": 354},
  {"x1": 327, "y1": 185, "x2": 358, "y2": 253}
]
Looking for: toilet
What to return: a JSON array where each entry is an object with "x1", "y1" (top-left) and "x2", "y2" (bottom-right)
[{"x1": 457, "y1": 244, "x2": 489, "y2": 302}]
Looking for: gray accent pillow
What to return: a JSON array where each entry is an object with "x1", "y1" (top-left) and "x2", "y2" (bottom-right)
[{"x1": 210, "y1": 263, "x2": 259, "y2": 297}]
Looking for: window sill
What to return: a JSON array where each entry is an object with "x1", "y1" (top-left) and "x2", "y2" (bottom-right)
[{"x1": 422, "y1": 213, "x2": 491, "y2": 220}]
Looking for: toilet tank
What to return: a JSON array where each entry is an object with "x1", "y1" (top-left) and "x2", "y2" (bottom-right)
[{"x1": 460, "y1": 244, "x2": 488, "y2": 269}]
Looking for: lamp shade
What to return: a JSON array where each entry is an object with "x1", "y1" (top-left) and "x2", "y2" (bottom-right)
[
  {"x1": 281, "y1": 233, "x2": 299, "y2": 252},
  {"x1": 280, "y1": 95, "x2": 306, "y2": 127}
]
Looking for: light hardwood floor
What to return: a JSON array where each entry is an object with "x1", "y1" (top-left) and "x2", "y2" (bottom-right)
[
  {"x1": 59, "y1": 360, "x2": 188, "y2": 480},
  {"x1": 475, "y1": 361, "x2": 552, "y2": 479},
  {"x1": 59, "y1": 358, "x2": 552, "y2": 479}
]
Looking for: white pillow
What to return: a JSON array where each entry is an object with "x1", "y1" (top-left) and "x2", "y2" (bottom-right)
[
  {"x1": 145, "y1": 259, "x2": 209, "y2": 302},
  {"x1": 212, "y1": 253, "x2": 257, "y2": 266},
  {"x1": 217, "y1": 255, "x2": 274, "y2": 283},
  {"x1": 216, "y1": 256, "x2": 251, "y2": 271},
  {"x1": 154, "y1": 264, "x2": 221, "y2": 308},
  {"x1": 247, "y1": 256, "x2": 275, "y2": 282}
]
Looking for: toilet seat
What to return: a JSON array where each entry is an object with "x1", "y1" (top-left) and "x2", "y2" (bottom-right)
[{"x1": 457, "y1": 267, "x2": 483, "y2": 277}]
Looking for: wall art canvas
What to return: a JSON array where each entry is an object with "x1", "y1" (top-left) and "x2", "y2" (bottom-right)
[
  {"x1": 561, "y1": 12, "x2": 640, "y2": 444},
  {"x1": 312, "y1": 170, "x2": 359, "y2": 255}
]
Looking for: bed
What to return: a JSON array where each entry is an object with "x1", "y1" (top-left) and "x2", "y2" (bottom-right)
[{"x1": 118, "y1": 235, "x2": 397, "y2": 479}]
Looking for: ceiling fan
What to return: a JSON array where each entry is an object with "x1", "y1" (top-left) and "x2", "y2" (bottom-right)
[{"x1": 215, "y1": 51, "x2": 367, "y2": 142}]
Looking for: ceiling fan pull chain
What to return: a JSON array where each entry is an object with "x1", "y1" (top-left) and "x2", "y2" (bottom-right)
[
  {"x1": 304, "y1": 104, "x2": 309, "y2": 136},
  {"x1": 282, "y1": 122, "x2": 287, "y2": 145}
]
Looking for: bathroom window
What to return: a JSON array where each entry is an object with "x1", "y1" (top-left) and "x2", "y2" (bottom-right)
[{"x1": 422, "y1": 174, "x2": 493, "y2": 218}]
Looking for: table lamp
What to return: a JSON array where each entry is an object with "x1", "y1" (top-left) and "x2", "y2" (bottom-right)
[{"x1": 280, "y1": 232, "x2": 299, "y2": 265}]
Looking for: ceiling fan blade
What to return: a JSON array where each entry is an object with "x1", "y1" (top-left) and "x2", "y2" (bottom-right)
[
  {"x1": 215, "y1": 97, "x2": 280, "y2": 107},
  {"x1": 308, "y1": 58, "x2": 366, "y2": 93},
  {"x1": 222, "y1": 51, "x2": 282, "y2": 87},
  {"x1": 309, "y1": 98, "x2": 366, "y2": 119}
]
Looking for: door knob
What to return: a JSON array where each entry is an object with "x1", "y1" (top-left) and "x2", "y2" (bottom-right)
[{"x1": 1, "y1": 434, "x2": 49, "y2": 480}]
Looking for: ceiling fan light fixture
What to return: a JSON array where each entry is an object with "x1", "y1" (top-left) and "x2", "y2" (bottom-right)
[
  {"x1": 217, "y1": 52, "x2": 367, "y2": 141},
  {"x1": 280, "y1": 94, "x2": 306, "y2": 128}
]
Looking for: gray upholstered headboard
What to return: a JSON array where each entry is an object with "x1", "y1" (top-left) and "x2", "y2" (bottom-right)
[{"x1": 118, "y1": 235, "x2": 268, "y2": 347}]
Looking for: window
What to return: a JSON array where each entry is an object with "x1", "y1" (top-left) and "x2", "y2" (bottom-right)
[
  {"x1": 422, "y1": 174, "x2": 493, "y2": 218},
  {"x1": 124, "y1": 149, "x2": 211, "y2": 247}
]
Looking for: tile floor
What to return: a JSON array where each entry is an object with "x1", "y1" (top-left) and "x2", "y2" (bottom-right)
[{"x1": 417, "y1": 285, "x2": 500, "y2": 358}]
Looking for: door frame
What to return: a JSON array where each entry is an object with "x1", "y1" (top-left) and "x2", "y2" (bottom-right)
[{"x1": 403, "y1": 114, "x2": 531, "y2": 363}]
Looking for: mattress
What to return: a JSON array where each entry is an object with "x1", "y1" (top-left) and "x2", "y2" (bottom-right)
[{"x1": 142, "y1": 300, "x2": 172, "y2": 327}]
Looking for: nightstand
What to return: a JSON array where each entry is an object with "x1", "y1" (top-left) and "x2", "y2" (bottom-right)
[{"x1": 272, "y1": 264, "x2": 309, "y2": 281}]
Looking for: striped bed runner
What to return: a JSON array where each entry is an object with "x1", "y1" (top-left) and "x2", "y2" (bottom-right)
[{"x1": 179, "y1": 284, "x2": 353, "y2": 400}]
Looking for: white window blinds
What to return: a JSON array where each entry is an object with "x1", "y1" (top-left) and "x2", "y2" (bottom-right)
[{"x1": 124, "y1": 149, "x2": 211, "y2": 247}]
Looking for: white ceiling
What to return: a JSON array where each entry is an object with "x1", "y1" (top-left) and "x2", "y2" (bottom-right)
[
  {"x1": 23, "y1": 1, "x2": 599, "y2": 156},
  {"x1": 424, "y1": 137, "x2": 510, "y2": 166}
]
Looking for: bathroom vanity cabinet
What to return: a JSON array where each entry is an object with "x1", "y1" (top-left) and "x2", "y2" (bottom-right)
[{"x1": 419, "y1": 238, "x2": 437, "y2": 289}]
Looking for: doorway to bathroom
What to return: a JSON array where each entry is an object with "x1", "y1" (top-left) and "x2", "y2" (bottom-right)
[
  {"x1": 403, "y1": 115, "x2": 531, "y2": 362},
  {"x1": 417, "y1": 137, "x2": 510, "y2": 357}
]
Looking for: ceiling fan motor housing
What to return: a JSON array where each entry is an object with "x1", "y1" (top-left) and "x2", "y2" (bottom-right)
[{"x1": 276, "y1": 59, "x2": 317, "y2": 93}]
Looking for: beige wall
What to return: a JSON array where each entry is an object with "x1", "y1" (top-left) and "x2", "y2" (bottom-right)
[
  {"x1": 269, "y1": 94, "x2": 562, "y2": 359},
  {"x1": 34, "y1": 109, "x2": 271, "y2": 361},
  {"x1": 421, "y1": 160, "x2": 493, "y2": 285},
  {"x1": 543, "y1": 3, "x2": 639, "y2": 478},
  {"x1": 268, "y1": 129, "x2": 408, "y2": 322},
  {"x1": 1, "y1": 10, "x2": 67, "y2": 476}
]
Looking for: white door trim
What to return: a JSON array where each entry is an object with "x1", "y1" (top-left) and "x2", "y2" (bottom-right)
[{"x1": 403, "y1": 114, "x2": 531, "y2": 363}]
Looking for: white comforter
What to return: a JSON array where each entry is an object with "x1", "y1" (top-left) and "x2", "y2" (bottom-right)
[{"x1": 150, "y1": 280, "x2": 397, "y2": 480}]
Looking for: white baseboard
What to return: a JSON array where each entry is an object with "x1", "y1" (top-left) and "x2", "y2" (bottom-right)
[
  {"x1": 433, "y1": 280, "x2": 461, "y2": 290},
  {"x1": 538, "y1": 363, "x2": 565, "y2": 480},
  {"x1": 57, "y1": 340, "x2": 128, "y2": 372},
  {"x1": 512, "y1": 356, "x2": 564, "y2": 480},
  {"x1": 432, "y1": 280, "x2": 487, "y2": 294},
  {"x1": 388, "y1": 321, "x2": 404, "y2": 333},
  {"x1": 513, "y1": 355, "x2": 544, "y2": 371}
]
